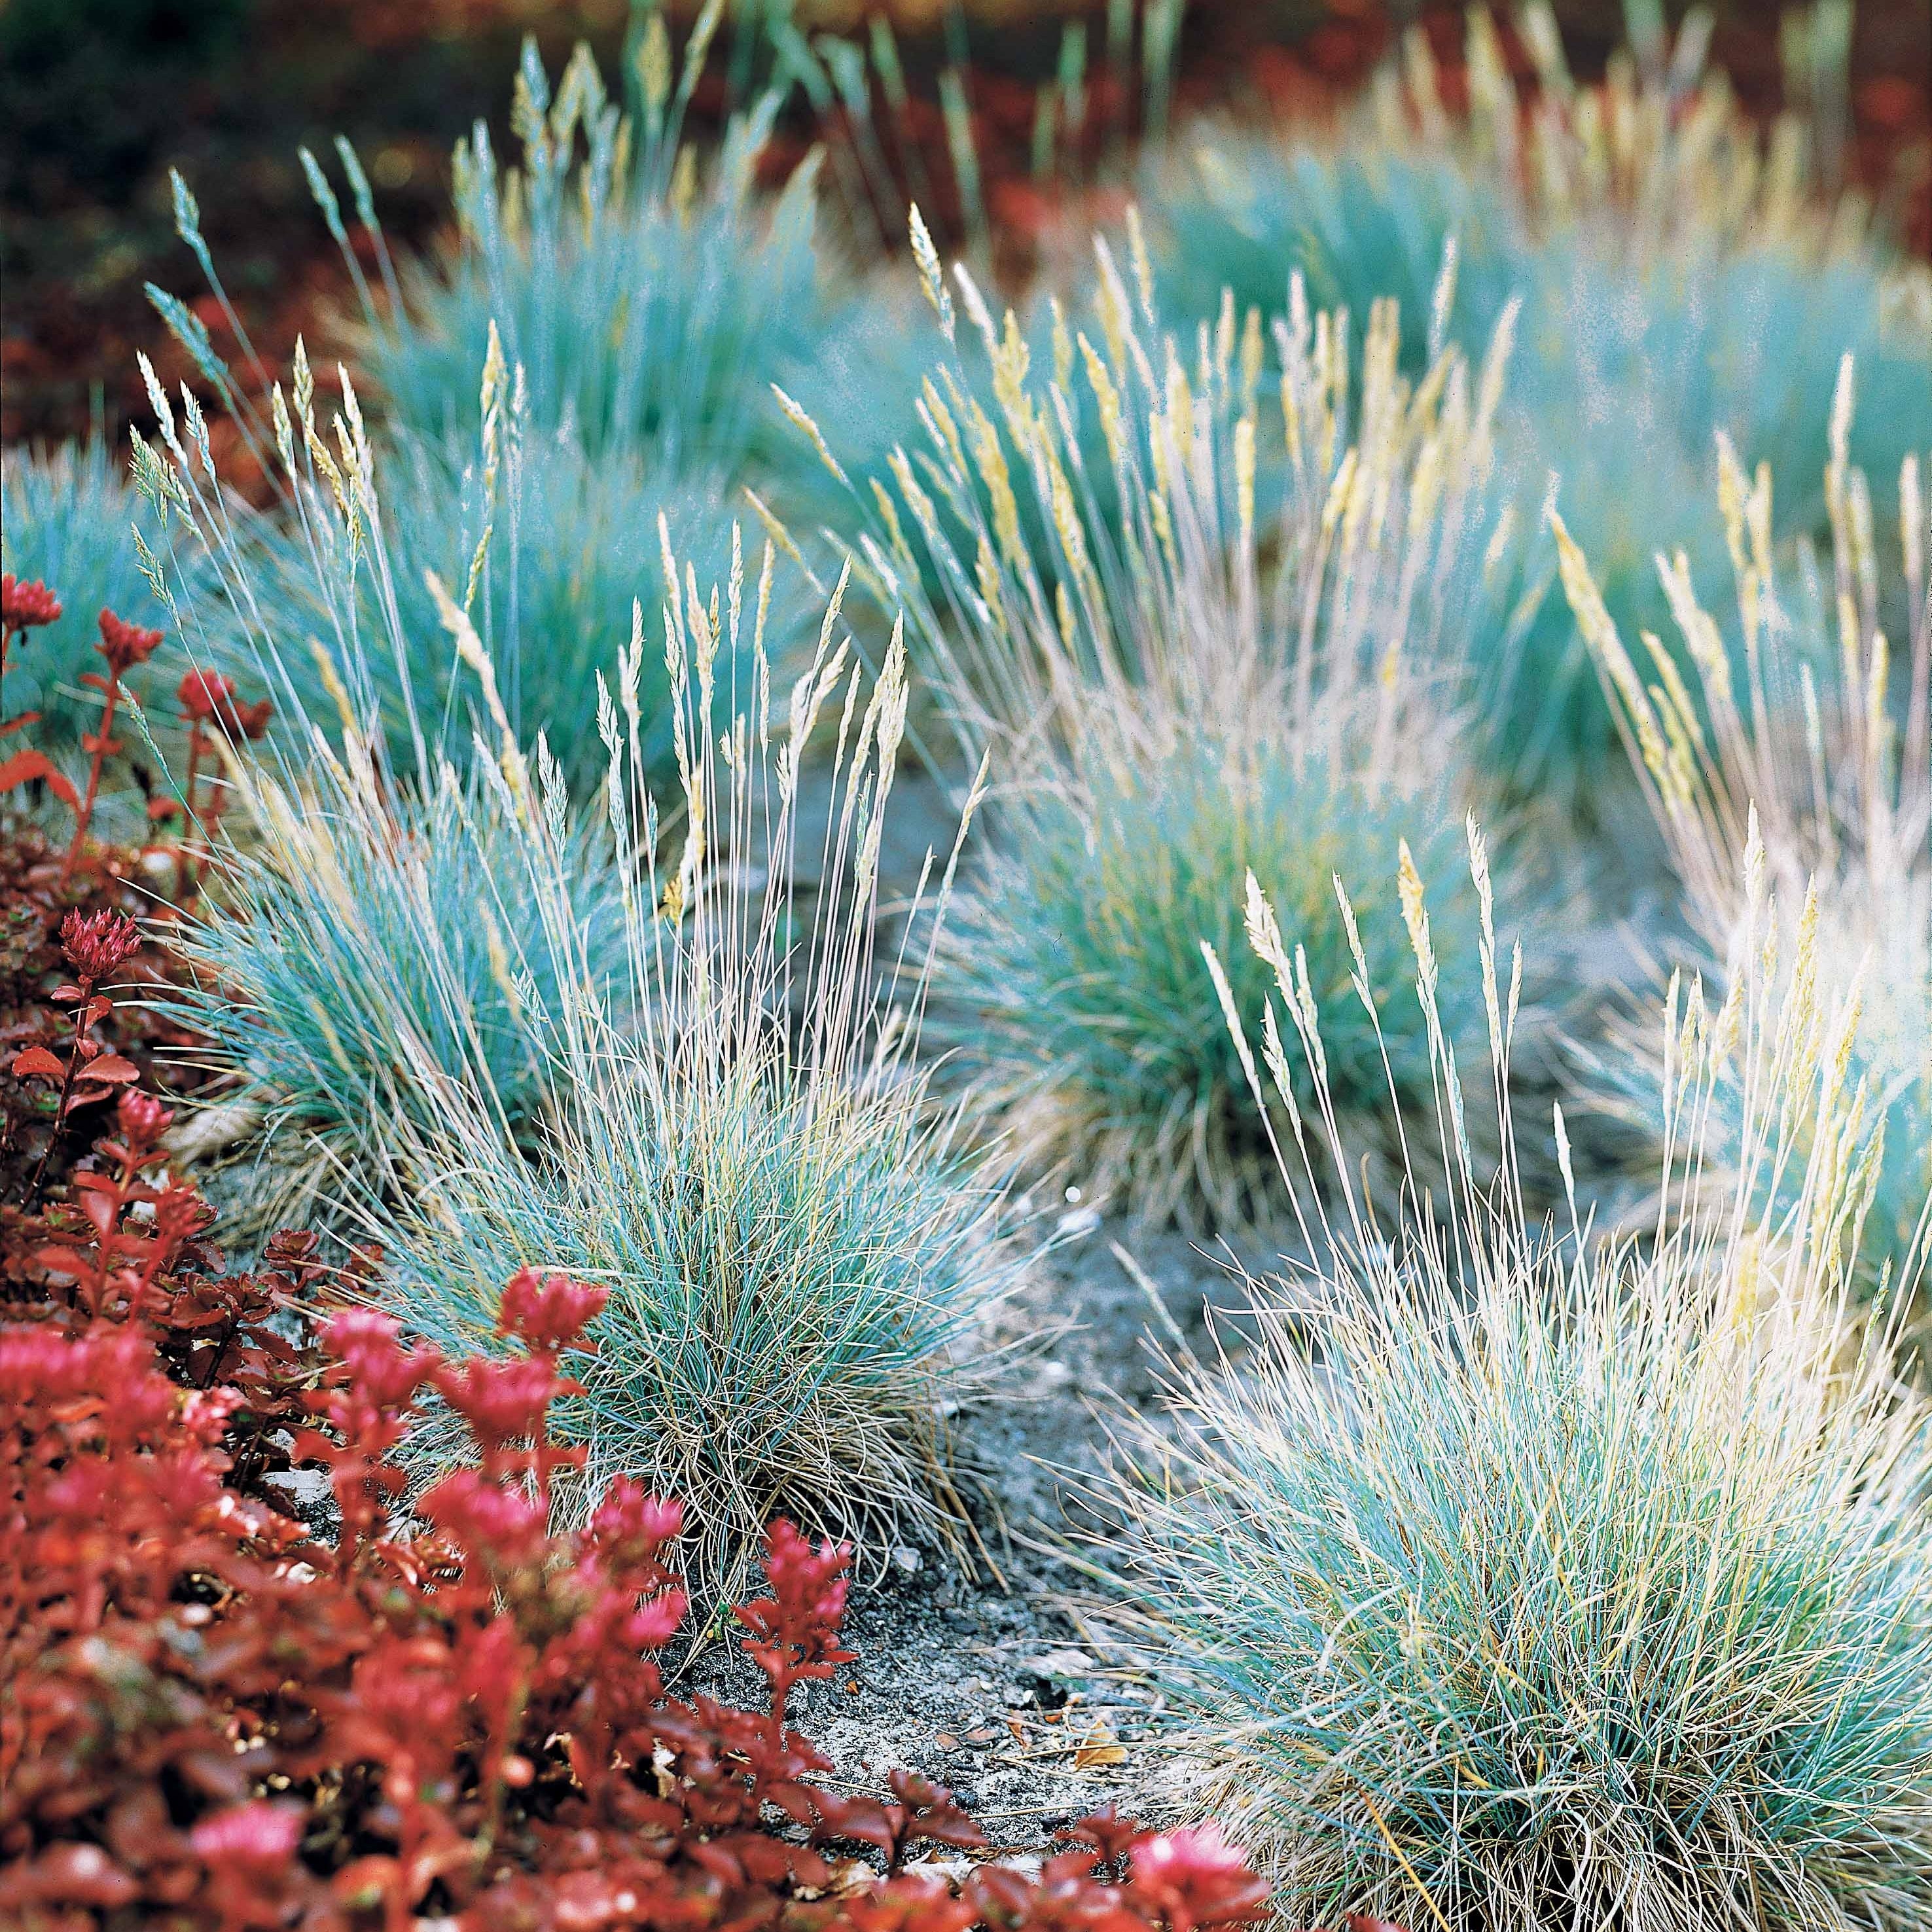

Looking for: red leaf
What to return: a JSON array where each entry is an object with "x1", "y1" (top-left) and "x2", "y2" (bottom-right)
[
  {"x1": 78, "y1": 1054, "x2": 141, "y2": 1086},
  {"x1": 0, "y1": 747, "x2": 80, "y2": 809},
  {"x1": 10, "y1": 1045, "x2": 64, "y2": 1081}
]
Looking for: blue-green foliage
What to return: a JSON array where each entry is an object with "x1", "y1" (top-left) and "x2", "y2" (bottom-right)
[
  {"x1": 152, "y1": 38, "x2": 850, "y2": 802},
  {"x1": 1140, "y1": 138, "x2": 1932, "y2": 794},
  {"x1": 1105, "y1": 1241, "x2": 1932, "y2": 1925},
  {"x1": 1145, "y1": 137, "x2": 1519, "y2": 373},
  {"x1": 361, "y1": 47, "x2": 834, "y2": 492},
  {"x1": 942, "y1": 739, "x2": 1488, "y2": 1226},
  {"x1": 167, "y1": 763, "x2": 628, "y2": 1155},
  {"x1": 1, "y1": 438, "x2": 179, "y2": 752},
  {"x1": 230, "y1": 425, "x2": 787, "y2": 800},
  {"x1": 389, "y1": 1056, "x2": 1005, "y2": 1583},
  {"x1": 1500, "y1": 247, "x2": 1932, "y2": 789}
]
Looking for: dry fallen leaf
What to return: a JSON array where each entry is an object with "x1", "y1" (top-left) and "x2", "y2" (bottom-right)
[{"x1": 1073, "y1": 1724, "x2": 1127, "y2": 1768}]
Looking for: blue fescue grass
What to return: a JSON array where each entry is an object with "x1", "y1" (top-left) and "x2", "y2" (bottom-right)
[
  {"x1": 346, "y1": 567, "x2": 1023, "y2": 1597},
  {"x1": 139, "y1": 321, "x2": 1024, "y2": 1597},
  {"x1": 1560, "y1": 367, "x2": 1932, "y2": 1330},
  {"x1": 784, "y1": 220, "x2": 1528, "y2": 1225},
  {"x1": 143, "y1": 27, "x2": 867, "y2": 802},
  {"x1": 1, "y1": 437, "x2": 181, "y2": 757},
  {"x1": 1140, "y1": 135, "x2": 1520, "y2": 378},
  {"x1": 351, "y1": 37, "x2": 840, "y2": 491},
  {"x1": 224, "y1": 396, "x2": 795, "y2": 800},
  {"x1": 1132, "y1": 5, "x2": 1932, "y2": 799},
  {"x1": 943, "y1": 740, "x2": 1485, "y2": 1228},
  {"x1": 163, "y1": 754, "x2": 630, "y2": 1225},
  {"x1": 1092, "y1": 823, "x2": 1932, "y2": 1929}
]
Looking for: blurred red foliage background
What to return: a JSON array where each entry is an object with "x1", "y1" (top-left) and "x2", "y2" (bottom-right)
[{"x1": 1, "y1": 0, "x2": 1927, "y2": 450}]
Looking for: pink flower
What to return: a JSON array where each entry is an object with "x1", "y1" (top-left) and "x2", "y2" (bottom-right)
[
  {"x1": 116, "y1": 1089, "x2": 175, "y2": 1148},
  {"x1": 1130, "y1": 1824, "x2": 1271, "y2": 1932},
  {"x1": 435, "y1": 1354, "x2": 569, "y2": 1450},
  {"x1": 319, "y1": 1309, "x2": 442, "y2": 1412},
  {"x1": 418, "y1": 1467, "x2": 549, "y2": 1565},
  {"x1": 497, "y1": 1265, "x2": 609, "y2": 1353},
  {"x1": 2, "y1": 574, "x2": 62, "y2": 632},
  {"x1": 177, "y1": 668, "x2": 237, "y2": 722},
  {"x1": 590, "y1": 1480, "x2": 685, "y2": 1552},
  {"x1": 96, "y1": 609, "x2": 164, "y2": 675},
  {"x1": 188, "y1": 1799, "x2": 304, "y2": 1872},
  {"x1": 60, "y1": 907, "x2": 141, "y2": 984},
  {"x1": 623, "y1": 1585, "x2": 689, "y2": 1650},
  {"x1": 177, "y1": 668, "x2": 272, "y2": 739}
]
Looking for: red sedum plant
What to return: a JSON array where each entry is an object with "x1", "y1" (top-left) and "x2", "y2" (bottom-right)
[{"x1": 1, "y1": 1078, "x2": 1281, "y2": 1932}]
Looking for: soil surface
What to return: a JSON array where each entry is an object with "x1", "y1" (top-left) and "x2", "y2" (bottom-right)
[{"x1": 680, "y1": 1211, "x2": 1269, "y2": 1840}]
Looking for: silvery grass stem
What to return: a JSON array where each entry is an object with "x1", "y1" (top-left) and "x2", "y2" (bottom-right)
[
  {"x1": 1132, "y1": 1, "x2": 1932, "y2": 800},
  {"x1": 135, "y1": 312, "x2": 1028, "y2": 1603},
  {"x1": 783, "y1": 218, "x2": 1533, "y2": 1227}
]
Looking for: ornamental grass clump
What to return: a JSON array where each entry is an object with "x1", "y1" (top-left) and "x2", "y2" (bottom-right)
[
  {"x1": 353, "y1": 33, "x2": 836, "y2": 490},
  {"x1": 1562, "y1": 358, "x2": 1931, "y2": 1323},
  {"x1": 137, "y1": 307, "x2": 1019, "y2": 1595},
  {"x1": 1136, "y1": 3, "x2": 1932, "y2": 796},
  {"x1": 147, "y1": 24, "x2": 835, "y2": 802},
  {"x1": 165, "y1": 748, "x2": 628, "y2": 1230},
  {"x1": 374, "y1": 556, "x2": 1019, "y2": 1597},
  {"x1": 1093, "y1": 824, "x2": 1932, "y2": 1929},
  {"x1": 803, "y1": 221, "x2": 1522, "y2": 1225}
]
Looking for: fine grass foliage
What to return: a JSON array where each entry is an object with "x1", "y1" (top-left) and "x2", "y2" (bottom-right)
[
  {"x1": 1, "y1": 436, "x2": 179, "y2": 757},
  {"x1": 1092, "y1": 823, "x2": 1932, "y2": 1929},
  {"x1": 149, "y1": 24, "x2": 845, "y2": 802},
  {"x1": 165, "y1": 751, "x2": 630, "y2": 1231},
  {"x1": 224, "y1": 343, "x2": 788, "y2": 799},
  {"x1": 353, "y1": 35, "x2": 838, "y2": 491},
  {"x1": 1561, "y1": 358, "x2": 1932, "y2": 1323},
  {"x1": 798, "y1": 225, "x2": 1523, "y2": 1224},
  {"x1": 1134, "y1": 3, "x2": 1932, "y2": 796},
  {"x1": 945, "y1": 736, "x2": 1484, "y2": 1230},
  {"x1": 374, "y1": 563, "x2": 1018, "y2": 1597},
  {"x1": 140, "y1": 338, "x2": 1020, "y2": 1597}
]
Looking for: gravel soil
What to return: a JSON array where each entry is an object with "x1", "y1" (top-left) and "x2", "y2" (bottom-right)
[{"x1": 675, "y1": 1210, "x2": 1273, "y2": 1842}]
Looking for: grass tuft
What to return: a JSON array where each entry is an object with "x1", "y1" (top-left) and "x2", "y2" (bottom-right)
[
  {"x1": 814, "y1": 234, "x2": 1525, "y2": 1225},
  {"x1": 1136, "y1": 4, "x2": 1932, "y2": 798},
  {"x1": 145, "y1": 338, "x2": 1020, "y2": 1595},
  {"x1": 1562, "y1": 363, "x2": 1931, "y2": 1323},
  {"x1": 357, "y1": 37, "x2": 838, "y2": 490},
  {"x1": 1092, "y1": 823, "x2": 1932, "y2": 1929}
]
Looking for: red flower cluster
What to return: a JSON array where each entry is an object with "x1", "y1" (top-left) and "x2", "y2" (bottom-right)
[
  {"x1": 0, "y1": 832, "x2": 204, "y2": 1204},
  {"x1": 95, "y1": 608, "x2": 164, "y2": 677},
  {"x1": 1, "y1": 1073, "x2": 1284, "y2": 1932},
  {"x1": 178, "y1": 666, "x2": 272, "y2": 740},
  {"x1": 1, "y1": 577, "x2": 72, "y2": 807},
  {"x1": 58, "y1": 906, "x2": 141, "y2": 985},
  {"x1": 2, "y1": 575, "x2": 63, "y2": 636},
  {"x1": 0, "y1": 571, "x2": 268, "y2": 897}
]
